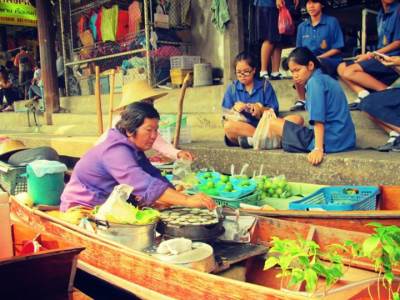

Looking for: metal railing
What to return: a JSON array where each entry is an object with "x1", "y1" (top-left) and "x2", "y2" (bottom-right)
[{"x1": 361, "y1": 8, "x2": 378, "y2": 54}]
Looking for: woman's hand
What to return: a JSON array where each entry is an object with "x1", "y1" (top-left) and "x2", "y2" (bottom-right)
[
  {"x1": 177, "y1": 150, "x2": 195, "y2": 161},
  {"x1": 186, "y1": 193, "x2": 217, "y2": 210},
  {"x1": 233, "y1": 101, "x2": 247, "y2": 112},
  {"x1": 307, "y1": 148, "x2": 324, "y2": 166},
  {"x1": 355, "y1": 52, "x2": 373, "y2": 63},
  {"x1": 377, "y1": 55, "x2": 400, "y2": 67},
  {"x1": 248, "y1": 103, "x2": 265, "y2": 119}
]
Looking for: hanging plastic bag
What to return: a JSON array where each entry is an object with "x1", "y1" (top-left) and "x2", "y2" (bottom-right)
[
  {"x1": 253, "y1": 110, "x2": 282, "y2": 150},
  {"x1": 278, "y1": 3, "x2": 295, "y2": 35}
]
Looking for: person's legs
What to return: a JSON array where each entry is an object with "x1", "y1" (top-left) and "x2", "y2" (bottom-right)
[
  {"x1": 260, "y1": 40, "x2": 275, "y2": 77},
  {"x1": 290, "y1": 84, "x2": 306, "y2": 111},
  {"x1": 270, "y1": 46, "x2": 282, "y2": 79},
  {"x1": 224, "y1": 120, "x2": 256, "y2": 145},
  {"x1": 341, "y1": 63, "x2": 387, "y2": 92},
  {"x1": 269, "y1": 115, "x2": 304, "y2": 137}
]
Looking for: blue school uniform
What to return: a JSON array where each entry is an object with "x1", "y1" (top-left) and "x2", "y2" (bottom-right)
[
  {"x1": 222, "y1": 78, "x2": 279, "y2": 127},
  {"x1": 377, "y1": 2, "x2": 400, "y2": 56},
  {"x1": 305, "y1": 69, "x2": 356, "y2": 153},
  {"x1": 296, "y1": 14, "x2": 344, "y2": 64}
]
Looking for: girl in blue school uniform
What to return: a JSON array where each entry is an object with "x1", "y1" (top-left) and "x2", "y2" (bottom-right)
[
  {"x1": 222, "y1": 52, "x2": 279, "y2": 148},
  {"x1": 338, "y1": 0, "x2": 400, "y2": 109},
  {"x1": 268, "y1": 47, "x2": 356, "y2": 165},
  {"x1": 291, "y1": 0, "x2": 344, "y2": 111}
]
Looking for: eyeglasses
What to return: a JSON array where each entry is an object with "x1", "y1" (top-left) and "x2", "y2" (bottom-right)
[{"x1": 236, "y1": 69, "x2": 253, "y2": 77}]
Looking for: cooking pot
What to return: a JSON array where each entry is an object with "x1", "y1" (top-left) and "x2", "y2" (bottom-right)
[
  {"x1": 94, "y1": 219, "x2": 157, "y2": 251},
  {"x1": 157, "y1": 208, "x2": 225, "y2": 241}
]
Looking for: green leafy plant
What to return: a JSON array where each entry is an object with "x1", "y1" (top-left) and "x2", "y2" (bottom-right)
[
  {"x1": 263, "y1": 236, "x2": 345, "y2": 294},
  {"x1": 358, "y1": 223, "x2": 400, "y2": 300}
]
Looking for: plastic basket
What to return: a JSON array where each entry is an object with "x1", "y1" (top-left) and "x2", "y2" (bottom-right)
[
  {"x1": 258, "y1": 182, "x2": 326, "y2": 210},
  {"x1": 170, "y1": 56, "x2": 201, "y2": 69},
  {"x1": 289, "y1": 186, "x2": 379, "y2": 211},
  {"x1": 0, "y1": 162, "x2": 27, "y2": 195}
]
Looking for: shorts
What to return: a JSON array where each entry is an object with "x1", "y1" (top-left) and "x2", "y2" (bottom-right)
[
  {"x1": 320, "y1": 57, "x2": 342, "y2": 77},
  {"x1": 358, "y1": 59, "x2": 399, "y2": 86},
  {"x1": 282, "y1": 120, "x2": 314, "y2": 153},
  {"x1": 360, "y1": 88, "x2": 400, "y2": 127}
]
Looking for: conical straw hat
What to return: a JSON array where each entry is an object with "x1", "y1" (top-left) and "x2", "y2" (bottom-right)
[
  {"x1": 0, "y1": 139, "x2": 27, "y2": 159},
  {"x1": 114, "y1": 80, "x2": 168, "y2": 112}
]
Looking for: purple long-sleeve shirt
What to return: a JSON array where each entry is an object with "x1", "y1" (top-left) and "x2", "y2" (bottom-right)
[{"x1": 60, "y1": 129, "x2": 171, "y2": 212}]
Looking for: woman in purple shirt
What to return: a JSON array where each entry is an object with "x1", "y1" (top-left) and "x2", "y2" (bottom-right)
[{"x1": 60, "y1": 102, "x2": 216, "y2": 212}]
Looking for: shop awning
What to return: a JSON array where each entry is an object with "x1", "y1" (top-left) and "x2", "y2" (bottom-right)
[{"x1": 0, "y1": 1, "x2": 37, "y2": 27}]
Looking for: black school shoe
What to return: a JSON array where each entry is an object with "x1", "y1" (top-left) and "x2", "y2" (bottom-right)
[
  {"x1": 269, "y1": 73, "x2": 282, "y2": 80},
  {"x1": 290, "y1": 100, "x2": 306, "y2": 111},
  {"x1": 391, "y1": 136, "x2": 400, "y2": 152},
  {"x1": 348, "y1": 102, "x2": 361, "y2": 111},
  {"x1": 238, "y1": 136, "x2": 253, "y2": 149},
  {"x1": 376, "y1": 135, "x2": 400, "y2": 152}
]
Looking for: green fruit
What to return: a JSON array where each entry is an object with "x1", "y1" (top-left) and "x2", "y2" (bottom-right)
[
  {"x1": 267, "y1": 188, "x2": 274, "y2": 195},
  {"x1": 257, "y1": 182, "x2": 264, "y2": 190},
  {"x1": 276, "y1": 188, "x2": 283, "y2": 196},
  {"x1": 224, "y1": 185, "x2": 233, "y2": 192},
  {"x1": 225, "y1": 182, "x2": 233, "y2": 189},
  {"x1": 206, "y1": 180, "x2": 215, "y2": 189},
  {"x1": 272, "y1": 194, "x2": 278, "y2": 198},
  {"x1": 220, "y1": 175, "x2": 229, "y2": 183},
  {"x1": 263, "y1": 181, "x2": 272, "y2": 190}
]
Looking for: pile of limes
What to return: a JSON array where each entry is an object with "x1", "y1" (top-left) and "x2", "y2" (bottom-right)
[{"x1": 255, "y1": 176, "x2": 292, "y2": 199}]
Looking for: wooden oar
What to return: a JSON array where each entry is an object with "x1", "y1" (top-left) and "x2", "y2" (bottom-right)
[
  {"x1": 95, "y1": 66, "x2": 104, "y2": 135},
  {"x1": 173, "y1": 73, "x2": 192, "y2": 148},
  {"x1": 108, "y1": 69, "x2": 116, "y2": 129}
]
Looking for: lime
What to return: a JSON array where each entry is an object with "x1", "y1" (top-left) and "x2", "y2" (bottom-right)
[
  {"x1": 206, "y1": 180, "x2": 215, "y2": 189},
  {"x1": 276, "y1": 188, "x2": 283, "y2": 196},
  {"x1": 224, "y1": 185, "x2": 233, "y2": 192},
  {"x1": 220, "y1": 175, "x2": 229, "y2": 183}
]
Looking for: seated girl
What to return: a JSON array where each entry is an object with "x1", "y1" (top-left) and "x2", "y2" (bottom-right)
[
  {"x1": 291, "y1": 0, "x2": 344, "y2": 111},
  {"x1": 222, "y1": 52, "x2": 279, "y2": 148},
  {"x1": 267, "y1": 47, "x2": 356, "y2": 165},
  {"x1": 337, "y1": 0, "x2": 400, "y2": 109}
]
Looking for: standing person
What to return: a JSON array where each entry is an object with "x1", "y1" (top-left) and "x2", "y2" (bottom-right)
[
  {"x1": 14, "y1": 47, "x2": 33, "y2": 99},
  {"x1": 97, "y1": 80, "x2": 195, "y2": 161},
  {"x1": 291, "y1": 0, "x2": 344, "y2": 111},
  {"x1": 60, "y1": 102, "x2": 216, "y2": 212},
  {"x1": 255, "y1": 0, "x2": 299, "y2": 80},
  {"x1": 267, "y1": 47, "x2": 356, "y2": 165},
  {"x1": 222, "y1": 52, "x2": 284, "y2": 148},
  {"x1": 56, "y1": 51, "x2": 65, "y2": 97},
  {"x1": 28, "y1": 62, "x2": 42, "y2": 100},
  {"x1": 337, "y1": 0, "x2": 400, "y2": 109},
  {"x1": 0, "y1": 69, "x2": 18, "y2": 112}
]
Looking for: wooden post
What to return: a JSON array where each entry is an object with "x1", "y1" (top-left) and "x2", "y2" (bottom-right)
[
  {"x1": 108, "y1": 69, "x2": 116, "y2": 129},
  {"x1": 36, "y1": 0, "x2": 60, "y2": 125},
  {"x1": 0, "y1": 192, "x2": 13, "y2": 258},
  {"x1": 173, "y1": 73, "x2": 191, "y2": 148},
  {"x1": 95, "y1": 66, "x2": 104, "y2": 135}
]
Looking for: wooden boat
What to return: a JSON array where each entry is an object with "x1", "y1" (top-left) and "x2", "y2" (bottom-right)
[
  {"x1": 0, "y1": 221, "x2": 84, "y2": 299},
  {"x1": 10, "y1": 196, "x2": 399, "y2": 300},
  {"x1": 239, "y1": 186, "x2": 400, "y2": 234}
]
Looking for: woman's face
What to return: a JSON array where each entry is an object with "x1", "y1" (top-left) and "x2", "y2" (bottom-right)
[
  {"x1": 306, "y1": 1, "x2": 323, "y2": 17},
  {"x1": 235, "y1": 60, "x2": 255, "y2": 85},
  {"x1": 288, "y1": 60, "x2": 314, "y2": 86},
  {"x1": 127, "y1": 118, "x2": 159, "y2": 151}
]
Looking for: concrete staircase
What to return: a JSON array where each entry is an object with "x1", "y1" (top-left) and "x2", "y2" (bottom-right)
[{"x1": 1, "y1": 79, "x2": 399, "y2": 185}]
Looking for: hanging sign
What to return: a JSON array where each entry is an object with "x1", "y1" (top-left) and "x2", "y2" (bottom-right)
[{"x1": 0, "y1": 0, "x2": 37, "y2": 27}]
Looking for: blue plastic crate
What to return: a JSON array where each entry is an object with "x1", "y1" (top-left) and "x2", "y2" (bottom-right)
[{"x1": 289, "y1": 186, "x2": 379, "y2": 211}]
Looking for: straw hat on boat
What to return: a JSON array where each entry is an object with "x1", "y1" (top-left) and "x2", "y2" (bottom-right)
[
  {"x1": 0, "y1": 139, "x2": 27, "y2": 160},
  {"x1": 114, "y1": 80, "x2": 168, "y2": 112}
]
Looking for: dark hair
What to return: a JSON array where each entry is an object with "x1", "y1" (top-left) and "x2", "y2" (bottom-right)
[
  {"x1": 21, "y1": 47, "x2": 28, "y2": 52},
  {"x1": 282, "y1": 47, "x2": 321, "y2": 71},
  {"x1": 233, "y1": 51, "x2": 258, "y2": 70},
  {"x1": 0, "y1": 69, "x2": 9, "y2": 81},
  {"x1": 116, "y1": 102, "x2": 160, "y2": 136}
]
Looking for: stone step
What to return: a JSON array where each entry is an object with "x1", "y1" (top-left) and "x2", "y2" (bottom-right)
[
  {"x1": 183, "y1": 142, "x2": 400, "y2": 186},
  {"x1": 4, "y1": 132, "x2": 399, "y2": 186}
]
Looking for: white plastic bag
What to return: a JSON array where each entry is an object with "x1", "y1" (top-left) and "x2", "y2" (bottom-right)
[{"x1": 253, "y1": 110, "x2": 282, "y2": 150}]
